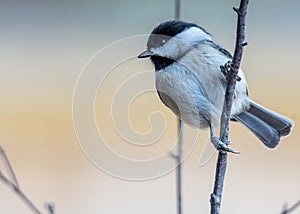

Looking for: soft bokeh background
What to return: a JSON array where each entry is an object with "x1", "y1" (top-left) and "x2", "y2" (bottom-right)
[{"x1": 0, "y1": 0, "x2": 299, "y2": 213}]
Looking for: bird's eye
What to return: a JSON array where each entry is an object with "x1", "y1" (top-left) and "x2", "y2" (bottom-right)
[{"x1": 147, "y1": 35, "x2": 169, "y2": 48}]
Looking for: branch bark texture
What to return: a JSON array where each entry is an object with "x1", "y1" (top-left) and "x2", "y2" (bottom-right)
[{"x1": 210, "y1": 0, "x2": 249, "y2": 214}]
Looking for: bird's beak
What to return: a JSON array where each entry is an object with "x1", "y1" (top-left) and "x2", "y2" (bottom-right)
[{"x1": 138, "y1": 50, "x2": 152, "y2": 58}]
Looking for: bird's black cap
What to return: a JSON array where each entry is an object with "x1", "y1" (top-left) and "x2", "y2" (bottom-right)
[
  {"x1": 138, "y1": 20, "x2": 210, "y2": 70},
  {"x1": 147, "y1": 20, "x2": 209, "y2": 49}
]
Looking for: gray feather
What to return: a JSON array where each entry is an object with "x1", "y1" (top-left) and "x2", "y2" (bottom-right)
[
  {"x1": 234, "y1": 101, "x2": 294, "y2": 148},
  {"x1": 247, "y1": 101, "x2": 294, "y2": 136}
]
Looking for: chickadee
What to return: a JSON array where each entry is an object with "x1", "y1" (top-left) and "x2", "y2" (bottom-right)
[{"x1": 138, "y1": 20, "x2": 293, "y2": 152}]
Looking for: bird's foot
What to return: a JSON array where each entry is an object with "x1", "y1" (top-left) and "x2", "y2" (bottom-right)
[
  {"x1": 211, "y1": 136, "x2": 239, "y2": 154},
  {"x1": 220, "y1": 61, "x2": 242, "y2": 82}
]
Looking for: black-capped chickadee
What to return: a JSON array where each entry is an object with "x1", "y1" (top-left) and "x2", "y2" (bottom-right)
[{"x1": 138, "y1": 20, "x2": 293, "y2": 152}]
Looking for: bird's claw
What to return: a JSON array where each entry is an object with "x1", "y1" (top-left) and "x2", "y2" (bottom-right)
[
  {"x1": 211, "y1": 136, "x2": 239, "y2": 154},
  {"x1": 220, "y1": 61, "x2": 232, "y2": 80},
  {"x1": 220, "y1": 61, "x2": 242, "y2": 82}
]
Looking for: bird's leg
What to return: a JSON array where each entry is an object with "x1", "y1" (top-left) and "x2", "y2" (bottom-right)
[
  {"x1": 209, "y1": 123, "x2": 239, "y2": 154},
  {"x1": 220, "y1": 61, "x2": 242, "y2": 82}
]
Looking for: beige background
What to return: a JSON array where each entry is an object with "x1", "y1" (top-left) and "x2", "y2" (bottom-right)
[{"x1": 0, "y1": 0, "x2": 299, "y2": 213}]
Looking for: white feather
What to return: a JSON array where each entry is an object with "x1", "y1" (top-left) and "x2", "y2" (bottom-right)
[{"x1": 175, "y1": 27, "x2": 211, "y2": 45}]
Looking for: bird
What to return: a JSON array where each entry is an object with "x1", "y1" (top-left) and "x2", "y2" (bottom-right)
[{"x1": 138, "y1": 20, "x2": 293, "y2": 153}]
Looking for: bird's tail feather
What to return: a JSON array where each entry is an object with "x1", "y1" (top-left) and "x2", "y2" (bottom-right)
[{"x1": 234, "y1": 101, "x2": 293, "y2": 148}]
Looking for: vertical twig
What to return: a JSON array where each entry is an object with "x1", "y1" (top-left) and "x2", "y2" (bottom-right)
[
  {"x1": 210, "y1": 0, "x2": 249, "y2": 214},
  {"x1": 175, "y1": 0, "x2": 181, "y2": 20},
  {"x1": 176, "y1": 119, "x2": 183, "y2": 214},
  {"x1": 174, "y1": 1, "x2": 183, "y2": 214}
]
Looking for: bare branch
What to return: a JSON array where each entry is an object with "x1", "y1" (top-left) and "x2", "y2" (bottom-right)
[
  {"x1": 174, "y1": 0, "x2": 181, "y2": 20},
  {"x1": 0, "y1": 145, "x2": 45, "y2": 214},
  {"x1": 0, "y1": 171, "x2": 43, "y2": 214},
  {"x1": 174, "y1": 1, "x2": 183, "y2": 213},
  {"x1": 281, "y1": 200, "x2": 300, "y2": 214},
  {"x1": 210, "y1": 0, "x2": 250, "y2": 214},
  {"x1": 176, "y1": 119, "x2": 183, "y2": 214},
  {"x1": 45, "y1": 203, "x2": 55, "y2": 214},
  {"x1": 0, "y1": 144, "x2": 20, "y2": 188}
]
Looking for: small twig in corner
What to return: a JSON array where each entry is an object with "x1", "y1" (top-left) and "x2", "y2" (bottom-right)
[
  {"x1": 0, "y1": 171, "x2": 43, "y2": 214},
  {"x1": 281, "y1": 200, "x2": 300, "y2": 214},
  {"x1": 45, "y1": 203, "x2": 55, "y2": 214},
  {"x1": 0, "y1": 145, "x2": 20, "y2": 188},
  {"x1": 0, "y1": 145, "x2": 44, "y2": 214}
]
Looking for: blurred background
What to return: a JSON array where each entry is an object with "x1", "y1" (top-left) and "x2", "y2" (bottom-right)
[{"x1": 0, "y1": 0, "x2": 299, "y2": 213}]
